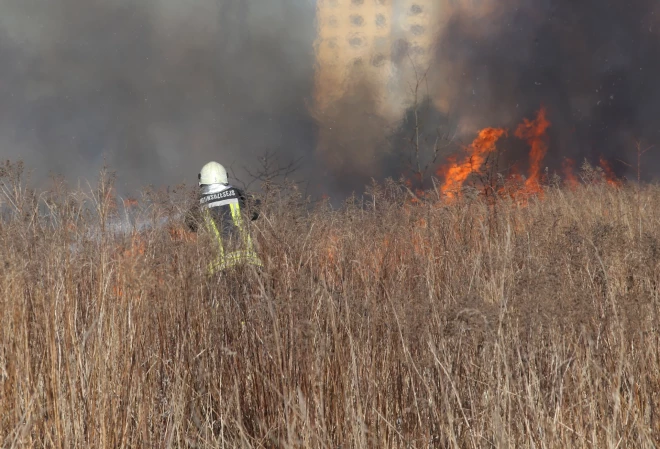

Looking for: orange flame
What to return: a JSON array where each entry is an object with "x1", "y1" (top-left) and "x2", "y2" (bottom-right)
[
  {"x1": 427, "y1": 105, "x2": 627, "y2": 206},
  {"x1": 514, "y1": 106, "x2": 551, "y2": 194},
  {"x1": 498, "y1": 168, "x2": 525, "y2": 199},
  {"x1": 438, "y1": 127, "x2": 507, "y2": 199},
  {"x1": 598, "y1": 156, "x2": 621, "y2": 186}
]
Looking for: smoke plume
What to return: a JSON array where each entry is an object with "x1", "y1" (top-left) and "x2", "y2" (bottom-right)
[
  {"x1": 427, "y1": 0, "x2": 660, "y2": 180},
  {"x1": 0, "y1": 0, "x2": 318, "y2": 194},
  {"x1": 2, "y1": 0, "x2": 659, "y2": 199}
]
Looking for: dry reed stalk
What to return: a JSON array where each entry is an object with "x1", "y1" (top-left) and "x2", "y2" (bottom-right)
[{"x1": 0, "y1": 162, "x2": 659, "y2": 447}]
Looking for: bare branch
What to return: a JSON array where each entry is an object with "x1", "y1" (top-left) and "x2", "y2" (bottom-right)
[{"x1": 242, "y1": 150, "x2": 305, "y2": 193}]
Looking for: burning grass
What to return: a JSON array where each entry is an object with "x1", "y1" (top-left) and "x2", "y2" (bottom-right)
[{"x1": 1, "y1": 160, "x2": 660, "y2": 448}]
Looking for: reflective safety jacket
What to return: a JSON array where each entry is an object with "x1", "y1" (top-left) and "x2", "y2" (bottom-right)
[{"x1": 186, "y1": 183, "x2": 262, "y2": 274}]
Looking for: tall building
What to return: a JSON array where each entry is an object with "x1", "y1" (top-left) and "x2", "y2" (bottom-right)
[
  {"x1": 313, "y1": 0, "x2": 441, "y2": 119},
  {"x1": 313, "y1": 0, "x2": 394, "y2": 116},
  {"x1": 387, "y1": 0, "x2": 440, "y2": 117},
  {"x1": 311, "y1": 0, "x2": 504, "y2": 185},
  {"x1": 312, "y1": 0, "x2": 443, "y2": 180}
]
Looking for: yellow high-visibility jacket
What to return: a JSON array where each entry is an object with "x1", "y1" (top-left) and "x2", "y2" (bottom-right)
[{"x1": 185, "y1": 183, "x2": 262, "y2": 274}]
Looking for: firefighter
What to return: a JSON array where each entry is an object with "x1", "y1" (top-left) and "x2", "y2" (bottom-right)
[{"x1": 185, "y1": 161, "x2": 263, "y2": 275}]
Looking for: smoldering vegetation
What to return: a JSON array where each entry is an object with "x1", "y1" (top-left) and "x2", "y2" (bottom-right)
[
  {"x1": 1, "y1": 159, "x2": 660, "y2": 447},
  {"x1": 429, "y1": 0, "x2": 660, "y2": 178}
]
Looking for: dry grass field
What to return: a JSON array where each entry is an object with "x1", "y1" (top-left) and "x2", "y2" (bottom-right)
[{"x1": 1, "y1": 159, "x2": 659, "y2": 448}]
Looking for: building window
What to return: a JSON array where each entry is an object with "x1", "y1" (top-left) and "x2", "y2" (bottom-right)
[
  {"x1": 350, "y1": 15, "x2": 364, "y2": 26},
  {"x1": 349, "y1": 36, "x2": 363, "y2": 47},
  {"x1": 376, "y1": 14, "x2": 386, "y2": 28},
  {"x1": 410, "y1": 25, "x2": 425, "y2": 35},
  {"x1": 410, "y1": 4, "x2": 423, "y2": 15},
  {"x1": 352, "y1": 0, "x2": 364, "y2": 5},
  {"x1": 371, "y1": 53, "x2": 387, "y2": 67}
]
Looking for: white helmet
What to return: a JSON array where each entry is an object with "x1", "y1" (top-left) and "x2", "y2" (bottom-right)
[{"x1": 198, "y1": 161, "x2": 228, "y2": 186}]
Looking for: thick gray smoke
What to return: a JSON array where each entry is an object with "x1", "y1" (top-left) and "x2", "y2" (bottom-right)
[
  {"x1": 0, "y1": 0, "x2": 318, "y2": 194},
  {"x1": 427, "y1": 0, "x2": 660, "y2": 180},
  {"x1": 3, "y1": 0, "x2": 659, "y2": 200}
]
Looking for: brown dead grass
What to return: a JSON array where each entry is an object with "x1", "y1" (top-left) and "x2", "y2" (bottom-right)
[{"x1": 1, "y1": 160, "x2": 659, "y2": 448}]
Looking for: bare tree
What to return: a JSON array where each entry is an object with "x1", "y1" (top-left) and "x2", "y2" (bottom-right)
[
  {"x1": 398, "y1": 53, "x2": 457, "y2": 196},
  {"x1": 241, "y1": 150, "x2": 304, "y2": 191},
  {"x1": 224, "y1": 150, "x2": 308, "y2": 212}
]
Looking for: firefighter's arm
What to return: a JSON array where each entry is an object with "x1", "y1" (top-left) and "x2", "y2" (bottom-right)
[
  {"x1": 184, "y1": 205, "x2": 201, "y2": 232},
  {"x1": 249, "y1": 196, "x2": 261, "y2": 221},
  {"x1": 237, "y1": 189, "x2": 260, "y2": 221}
]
